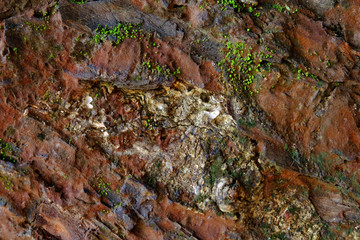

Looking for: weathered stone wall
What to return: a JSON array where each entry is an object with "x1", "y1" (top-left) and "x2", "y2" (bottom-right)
[{"x1": 0, "y1": 0, "x2": 359, "y2": 239}]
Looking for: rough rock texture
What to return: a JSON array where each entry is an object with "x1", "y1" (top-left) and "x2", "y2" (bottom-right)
[{"x1": 0, "y1": 0, "x2": 360, "y2": 239}]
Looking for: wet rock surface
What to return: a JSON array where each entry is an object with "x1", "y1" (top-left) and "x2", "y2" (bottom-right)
[{"x1": 0, "y1": 0, "x2": 359, "y2": 239}]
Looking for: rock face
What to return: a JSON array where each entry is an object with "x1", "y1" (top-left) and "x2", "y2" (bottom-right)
[{"x1": 0, "y1": 0, "x2": 359, "y2": 239}]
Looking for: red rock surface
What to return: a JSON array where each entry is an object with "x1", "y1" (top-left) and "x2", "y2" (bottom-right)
[{"x1": 0, "y1": 0, "x2": 359, "y2": 239}]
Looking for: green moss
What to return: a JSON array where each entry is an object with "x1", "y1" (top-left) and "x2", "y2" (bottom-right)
[
  {"x1": 272, "y1": 4, "x2": 284, "y2": 12},
  {"x1": 92, "y1": 177, "x2": 111, "y2": 196},
  {"x1": 0, "y1": 173, "x2": 14, "y2": 191},
  {"x1": 145, "y1": 118, "x2": 156, "y2": 131},
  {"x1": 70, "y1": 0, "x2": 88, "y2": 4},
  {"x1": 217, "y1": 0, "x2": 245, "y2": 12},
  {"x1": 25, "y1": 21, "x2": 49, "y2": 32},
  {"x1": 140, "y1": 51, "x2": 181, "y2": 82},
  {"x1": 0, "y1": 139, "x2": 17, "y2": 164},
  {"x1": 218, "y1": 40, "x2": 272, "y2": 95},
  {"x1": 91, "y1": 22, "x2": 143, "y2": 45},
  {"x1": 272, "y1": 4, "x2": 298, "y2": 14}
]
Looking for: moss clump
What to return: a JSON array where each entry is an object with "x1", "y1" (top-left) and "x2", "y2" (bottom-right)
[
  {"x1": 141, "y1": 57, "x2": 181, "y2": 79},
  {"x1": 217, "y1": 0, "x2": 245, "y2": 12},
  {"x1": 70, "y1": 0, "x2": 88, "y2": 4},
  {"x1": 91, "y1": 22, "x2": 144, "y2": 45},
  {"x1": 218, "y1": 38, "x2": 273, "y2": 95},
  {"x1": 92, "y1": 176, "x2": 111, "y2": 196},
  {"x1": 0, "y1": 173, "x2": 14, "y2": 191},
  {"x1": 0, "y1": 139, "x2": 17, "y2": 164}
]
